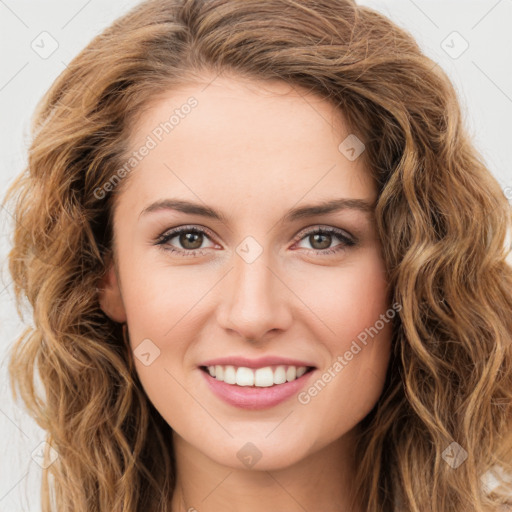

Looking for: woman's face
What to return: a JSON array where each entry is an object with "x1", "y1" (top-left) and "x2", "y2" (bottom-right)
[{"x1": 99, "y1": 75, "x2": 393, "y2": 471}]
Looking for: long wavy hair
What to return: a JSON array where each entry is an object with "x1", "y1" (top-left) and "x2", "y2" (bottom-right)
[{"x1": 3, "y1": 0, "x2": 512, "y2": 510}]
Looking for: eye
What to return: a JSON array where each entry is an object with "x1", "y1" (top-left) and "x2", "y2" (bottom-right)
[
  {"x1": 155, "y1": 225, "x2": 217, "y2": 257},
  {"x1": 292, "y1": 226, "x2": 356, "y2": 256},
  {"x1": 154, "y1": 225, "x2": 356, "y2": 258}
]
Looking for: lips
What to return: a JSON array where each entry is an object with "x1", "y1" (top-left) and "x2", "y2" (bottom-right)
[
  {"x1": 197, "y1": 355, "x2": 317, "y2": 409},
  {"x1": 199, "y1": 365, "x2": 316, "y2": 410}
]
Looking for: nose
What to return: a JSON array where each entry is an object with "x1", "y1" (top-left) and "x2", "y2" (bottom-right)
[{"x1": 216, "y1": 248, "x2": 293, "y2": 342}]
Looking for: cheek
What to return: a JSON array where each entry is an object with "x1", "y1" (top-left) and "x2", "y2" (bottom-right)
[
  {"x1": 338, "y1": 262, "x2": 390, "y2": 340},
  {"x1": 294, "y1": 252, "x2": 392, "y2": 431},
  {"x1": 121, "y1": 259, "x2": 209, "y2": 340},
  {"x1": 293, "y1": 250, "x2": 390, "y2": 344},
  {"x1": 121, "y1": 268, "x2": 201, "y2": 422}
]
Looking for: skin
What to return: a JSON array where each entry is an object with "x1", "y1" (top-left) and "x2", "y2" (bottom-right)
[{"x1": 98, "y1": 74, "x2": 393, "y2": 512}]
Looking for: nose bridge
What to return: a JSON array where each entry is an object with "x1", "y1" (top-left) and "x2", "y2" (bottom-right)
[{"x1": 217, "y1": 238, "x2": 292, "y2": 340}]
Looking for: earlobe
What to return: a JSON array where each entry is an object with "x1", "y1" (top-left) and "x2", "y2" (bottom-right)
[{"x1": 97, "y1": 259, "x2": 127, "y2": 323}]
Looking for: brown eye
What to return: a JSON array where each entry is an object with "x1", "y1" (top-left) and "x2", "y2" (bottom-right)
[
  {"x1": 155, "y1": 226, "x2": 217, "y2": 257},
  {"x1": 294, "y1": 226, "x2": 356, "y2": 255},
  {"x1": 308, "y1": 232, "x2": 333, "y2": 250},
  {"x1": 179, "y1": 231, "x2": 204, "y2": 250}
]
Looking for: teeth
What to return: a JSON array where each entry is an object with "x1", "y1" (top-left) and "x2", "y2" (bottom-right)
[
  {"x1": 205, "y1": 364, "x2": 311, "y2": 387},
  {"x1": 273, "y1": 365, "x2": 287, "y2": 385},
  {"x1": 224, "y1": 365, "x2": 236, "y2": 384},
  {"x1": 255, "y1": 367, "x2": 274, "y2": 387},
  {"x1": 236, "y1": 367, "x2": 254, "y2": 387},
  {"x1": 286, "y1": 366, "x2": 296, "y2": 382},
  {"x1": 296, "y1": 367, "x2": 307, "y2": 378}
]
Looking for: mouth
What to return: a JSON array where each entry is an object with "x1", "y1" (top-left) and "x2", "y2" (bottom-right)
[
  {"x1": 199, "y1": 363, "x2": 317, "y2": 410},
  {"x1": 199, "y1": 364, "x2": 316, "y2": 388}
]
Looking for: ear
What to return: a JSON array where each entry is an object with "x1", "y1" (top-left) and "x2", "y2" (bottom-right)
[{"x1": 97, "y1": 257, "x2": 127, "y2": 323}]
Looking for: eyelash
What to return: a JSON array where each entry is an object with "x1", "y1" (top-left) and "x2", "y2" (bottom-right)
[{"x1": 154, "y1": 224, "x2": 356, "y2": 258}]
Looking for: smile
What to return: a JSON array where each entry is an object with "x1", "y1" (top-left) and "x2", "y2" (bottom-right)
[
  {"x1": 199, "y1": 365, "x2": 316, "y2": 410},
  {"x1": 200, "y1": 364, "x2": 313, "y2": 387}
]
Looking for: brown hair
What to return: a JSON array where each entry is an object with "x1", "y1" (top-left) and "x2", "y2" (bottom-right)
[{"x1": 3, "y1": 0, "x2": 512, "y2": 510}]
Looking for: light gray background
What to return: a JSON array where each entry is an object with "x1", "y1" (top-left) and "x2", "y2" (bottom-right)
[{"x1": 1, "y1": 1, "x2": 511, "y2": 510}]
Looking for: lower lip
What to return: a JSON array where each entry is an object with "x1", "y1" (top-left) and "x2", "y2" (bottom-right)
[{"x1": 199, "y1": 368, "x2": 315, "y2": 410}]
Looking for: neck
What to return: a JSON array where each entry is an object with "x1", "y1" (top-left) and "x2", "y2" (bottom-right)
[{"x1": 170, "y1": 426, "x2": 365, "y2": 512}]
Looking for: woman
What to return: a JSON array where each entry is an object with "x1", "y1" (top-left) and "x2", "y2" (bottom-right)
[{"x1": 3, "y1": 0, "x2": 512, "y2": 510}]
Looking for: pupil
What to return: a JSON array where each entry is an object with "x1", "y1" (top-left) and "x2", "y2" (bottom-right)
[
  {"x1": 311, "y1": 233, "x2": 331, "y2": 250},
  {"x1": 181, "y1": 232, "x2": 203, "y2": 249}
]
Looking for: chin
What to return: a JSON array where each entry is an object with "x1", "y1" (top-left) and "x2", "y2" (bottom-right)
[{"x1": 201, "y1": 437, "x2": 313, "y2": 472}]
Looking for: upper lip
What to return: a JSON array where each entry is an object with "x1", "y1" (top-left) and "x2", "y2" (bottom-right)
[{"x1": 199, "y1": 356, "x2": 316, "y2": 369}]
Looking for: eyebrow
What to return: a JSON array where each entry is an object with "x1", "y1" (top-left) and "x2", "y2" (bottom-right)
[{"x1": 138, "y1": 197, "x2": 376, "y2": 223}]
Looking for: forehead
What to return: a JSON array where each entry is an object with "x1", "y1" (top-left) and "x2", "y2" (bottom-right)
[{"x1": 118, "y1": 75, "x2": 375, "y2": 214}]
